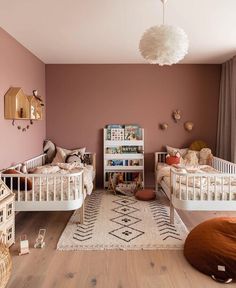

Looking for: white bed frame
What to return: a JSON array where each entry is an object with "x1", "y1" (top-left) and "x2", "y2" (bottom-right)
[
  {"x1": 0, "y1": 153, "x2": 96, "y2": 223},
  {"x1": 155, "y1": 152, "x2": 236, "y2": 222}
]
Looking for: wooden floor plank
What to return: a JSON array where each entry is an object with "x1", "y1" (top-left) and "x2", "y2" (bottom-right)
[{"x1": 8, "y1": 191, "x2": 236, "y2": 288}]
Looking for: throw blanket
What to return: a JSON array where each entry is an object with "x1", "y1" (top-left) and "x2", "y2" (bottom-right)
[
  {"x1": 30, "y1": 162, "x2": 94, "y2": 195},
  {"x1": 156, "y1": 163, "x2": 236, "y2": 188}
]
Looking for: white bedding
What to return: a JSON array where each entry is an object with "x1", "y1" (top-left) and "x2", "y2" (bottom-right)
[
  {"x1": 161, "y1": 177, "x2": 236, "y2": 201},
  {"x1": 15, "y1": 162, "x2": 95, "y2": 202},
  {"x1": 157, "y1": 163, "x2": 236, "y2": 201}
]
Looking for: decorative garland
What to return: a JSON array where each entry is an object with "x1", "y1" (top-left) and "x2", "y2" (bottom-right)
[{"x1": 12, "y1": 119, "x2": 33, "y2": 132}]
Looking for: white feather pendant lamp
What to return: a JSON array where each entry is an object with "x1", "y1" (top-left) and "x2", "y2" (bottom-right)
[{"x1": 139, "y1": 0, "x2": 189, "y2": 66}]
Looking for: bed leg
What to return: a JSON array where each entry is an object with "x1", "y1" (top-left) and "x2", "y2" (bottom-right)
[
  {"x1": 170, "y1": 171, "x2": 174, "y2": 224},
  {"x1": 79, "y1": 203, "x2": 84, "y2": 224},
  {"x1": 170, "y1": 199, "x2": 174, "y2": 225}
]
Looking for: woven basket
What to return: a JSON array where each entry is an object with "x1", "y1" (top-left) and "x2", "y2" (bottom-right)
[{"x1": 0, "y1": 242, "x2": 12, "y2": 288}]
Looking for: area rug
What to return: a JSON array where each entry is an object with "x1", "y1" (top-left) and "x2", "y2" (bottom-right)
[{"x1": 57, "y1": 190, "x2": 188, "y2": 250}]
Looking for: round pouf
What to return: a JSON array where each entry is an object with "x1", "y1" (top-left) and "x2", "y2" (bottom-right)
[
  {"x1": 135, "y1": 189, "x2": 156, "y2": 201},
  {"x1": 0, "y1": 243, "x2": 12, "y2": 288},
  {"x1": 184, "y1": 217, "x2": 236, "y2": 283}
]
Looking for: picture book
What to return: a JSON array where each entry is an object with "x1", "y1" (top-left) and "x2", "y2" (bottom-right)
[
  {"x1": 106, "y1": 146, "x2": 122, "y2": 154},
  {"x1": 124, "y1": 125, "x2": 142, "y2": 140},
  {"x1": 121, "y1": 146, "x2": 142, "y2": 153},
  {"x1": 107, "y1": 160, "x2": 124, "y2": 166}
]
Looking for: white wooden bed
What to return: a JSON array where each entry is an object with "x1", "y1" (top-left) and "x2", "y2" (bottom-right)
[
  {"x1": 155, "y1": 152, "x2": 236, "y2": 222},
  {"x1": 0, "y1": 153, "x2": 96, "y2": 223}
]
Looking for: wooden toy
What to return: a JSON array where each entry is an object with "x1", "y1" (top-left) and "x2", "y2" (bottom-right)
[
  {"x1": 19, "y1": 235, "x2": 30, "y2": 255},
  {"x1": 34, "y1": 229, "x2": 46, "y2": 249}
]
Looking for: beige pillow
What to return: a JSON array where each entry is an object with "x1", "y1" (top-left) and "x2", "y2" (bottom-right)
[
  {"x1": 166, "y1": 145, "x2": 188, "y2": 157},
  {"x1": 52, "y1": 146, "x2": 86, "y2": 164}
]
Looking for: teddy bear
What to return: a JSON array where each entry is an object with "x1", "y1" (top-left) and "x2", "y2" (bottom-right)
[
  {"x1": 183, "y1": 150, "x2": 199, "y2": 166},
  {"x1": 199, "y1": 148, "x2": 213, "y2": 165}
]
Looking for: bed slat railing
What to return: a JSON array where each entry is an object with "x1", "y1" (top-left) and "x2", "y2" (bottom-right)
[
  {"x1": 212, "y1": 156, "x2": 236, "y2": 174},
  {"x1": 155, "y1": 152, "x2": 168, "y2": 191},
  {"x1": 171, "y1": 169, "x2": 236, "y2": 202},
  {"x1": 1, "y1": 171, "x2": 83, "y2": 203}
]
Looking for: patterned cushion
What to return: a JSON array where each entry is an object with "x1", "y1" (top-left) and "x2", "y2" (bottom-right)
[
  {"x1": 52, "y1": 146, "x2": 86, "y2": 163},
  {"x1": 135, "y1": 189, "x2": 156, "y2": 201},
  {"x1": 166, "y1": 145, "x2": 188, "y2": 157},
  {"x1": 184, "y1": 217, "x2": 236, "y2": 282}
]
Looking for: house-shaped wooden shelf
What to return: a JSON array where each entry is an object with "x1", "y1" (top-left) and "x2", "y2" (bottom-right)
[{"x1": 4, "y1": 87, "x2": 43, "y2": 120}]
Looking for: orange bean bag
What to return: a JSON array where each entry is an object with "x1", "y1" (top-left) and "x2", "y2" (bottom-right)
[{"x1": 184, "y1": 217, "x2": 236, "y2": 283}]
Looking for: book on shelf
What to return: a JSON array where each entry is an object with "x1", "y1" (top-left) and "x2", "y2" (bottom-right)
[
  {"x1": 107, "y1": 160, "x2": 124, "y2": 166},
  {"x1": 121, "y1": 146, "x2": 143, "y2": 153},
  {"x1": 106, "y1": 124, "x2": 124, "y2": 140},
  {"x1": 124, "y1": 159, "x2": 141, "y2": 166},
  {"x1": 124, "y1": 125, "x2": 142, "y2": 140},
  {"x1": 110, "y1": 128, "x2": 124, "y2": 141},
  {"x1": 106, "y1": 124, "x2": 124, "y2": 129},
  {"x1": 106, "y1": 146, "x2": 122, "y2": 154}
]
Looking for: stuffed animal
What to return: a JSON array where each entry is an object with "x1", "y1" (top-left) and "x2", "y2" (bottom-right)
[
  {"x1": 166, "y1": 152, "x2": 181, "y2": 165},
  {"x1": 199, "y1": 148, "x2": 213, "y2": 165},
  {"x1": 116, "y1": 173, "x2": 124, "y2": 184},
  {"x1": 183, "y1": 150, "x2": 199, "y2": 166}
]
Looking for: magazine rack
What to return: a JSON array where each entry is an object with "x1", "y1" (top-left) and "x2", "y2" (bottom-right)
[{"x1": 103, "y1": 125, "x2": 144, "y2": 189}]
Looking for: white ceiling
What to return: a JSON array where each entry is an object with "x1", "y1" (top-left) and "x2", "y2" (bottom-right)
[{"x1": 0, "y1": 0, "x2": 236, "y2": 64}]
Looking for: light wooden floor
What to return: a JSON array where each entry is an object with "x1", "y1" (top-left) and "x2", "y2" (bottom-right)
[{"x1": 8, "y1": 191, "x2": 236, "y2": 288}]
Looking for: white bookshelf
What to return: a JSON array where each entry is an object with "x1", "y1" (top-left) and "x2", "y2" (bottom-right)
[{"x1": 103, "y1": 127, "x2": 144, "y2": 189}]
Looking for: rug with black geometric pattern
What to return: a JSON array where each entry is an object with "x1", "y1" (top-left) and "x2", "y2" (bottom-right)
[{"x1": 57, "y1": 190, "x2": 188, "y2": 250}]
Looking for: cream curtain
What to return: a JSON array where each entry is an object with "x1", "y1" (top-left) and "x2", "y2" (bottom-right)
[{"x1": 216, "y1": 56, "x2": 236, "y2": 162}]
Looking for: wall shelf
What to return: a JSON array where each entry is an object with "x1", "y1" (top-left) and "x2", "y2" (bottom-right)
[{"x1": 4, "y1": 87, "x2": 43, "y2": 120}]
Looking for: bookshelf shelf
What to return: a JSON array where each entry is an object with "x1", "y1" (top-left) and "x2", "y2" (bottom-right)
[
  {"x1": 104, "y1": 154, "x2": 144, "y2": 160},
  {"x1": 103, "y1": 127, "x2": 144, "y2": 189}
]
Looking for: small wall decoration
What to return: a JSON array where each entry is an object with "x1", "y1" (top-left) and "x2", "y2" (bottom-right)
[
  {"x1": 172, "y1": 109, "x2": 182, "y2": 122},
  {"x1": 159, "y1": 123, "x2": 169, "y2": 130},
  {"x1": 184, "y1": 121, "x2": 194, "y2": 132},
  {"x1": 159, "y1": 110, "x2": 195, "y2": 133}
]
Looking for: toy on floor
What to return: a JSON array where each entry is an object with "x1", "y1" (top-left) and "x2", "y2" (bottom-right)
[
  {"x1": 34, "y1": 229, "x2": 46, "y2": 249},
  {"x1": 19, "y1": 235, "x2": 30, "y2": 256}
]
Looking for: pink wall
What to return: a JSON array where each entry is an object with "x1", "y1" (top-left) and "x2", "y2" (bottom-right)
[
  {"x1": 0, "y1": 28, "x2": 46, "y2": 168},
  {"x1": 46, "y1": 65, "x2": 221, "y2": 187}
]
